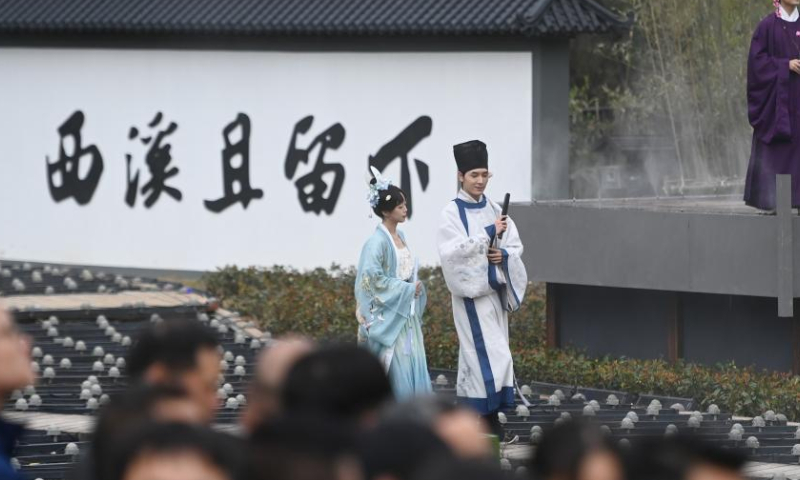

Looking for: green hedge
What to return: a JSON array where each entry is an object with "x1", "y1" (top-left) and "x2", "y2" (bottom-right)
[{"x1": 204, "y1": 265, "x2": 800, "y2": 420}]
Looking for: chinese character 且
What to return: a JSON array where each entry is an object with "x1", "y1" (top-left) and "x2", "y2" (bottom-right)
[{"x1": 205, "y1": 113, "x2": 264, "y2": 213}]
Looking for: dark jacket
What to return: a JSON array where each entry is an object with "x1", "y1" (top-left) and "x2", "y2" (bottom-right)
[{"x1": 0, "y1": 417, "x2": 25, "y2": 480}]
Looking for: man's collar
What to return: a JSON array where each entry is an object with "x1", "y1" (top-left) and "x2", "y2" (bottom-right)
[{"x1": 457, "y1": 189, "x2": 484, "y2": 204}]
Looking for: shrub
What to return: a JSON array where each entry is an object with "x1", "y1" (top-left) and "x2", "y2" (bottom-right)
[{"x1": 205, "y1": 265, "x2": 800, "y2": 419}]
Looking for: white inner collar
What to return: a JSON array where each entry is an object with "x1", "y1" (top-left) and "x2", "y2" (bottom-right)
[
  {"x1": 457, "y1": 189, "x2": 484, "y2": 203},
  {"x1": 780, "y1": 5, "x2": 799, "y2": 22}
]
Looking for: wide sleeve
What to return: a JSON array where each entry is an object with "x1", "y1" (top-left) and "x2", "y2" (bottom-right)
[
  {"x1": 436, "y1": 203, "x2": 495, "y2": 299},
  {"x1": 748, "y1": 18, "x2": 792, "y2": 144},
  {"x1": 495, "y1": 216, "x2": 528, "y2": 312},
  {"x1": 354, "y1": 236, "x2": 415, "y2": 348}
]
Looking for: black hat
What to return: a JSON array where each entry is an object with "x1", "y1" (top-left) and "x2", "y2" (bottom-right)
[{"x1": 453, "y1": 140, "x2": 488, "y2": 173}]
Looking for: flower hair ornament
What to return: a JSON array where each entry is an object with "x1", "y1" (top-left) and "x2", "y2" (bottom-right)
[{"x1": 367, "y1": 166, "x2": 394, "y2": 208}]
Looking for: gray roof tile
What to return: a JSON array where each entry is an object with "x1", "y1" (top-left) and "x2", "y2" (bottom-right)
[{"x1": 0, "y1": 0, "x2": 630, "y2": 38}]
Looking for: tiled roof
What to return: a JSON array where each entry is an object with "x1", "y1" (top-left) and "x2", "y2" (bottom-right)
[{"x1": 0, "y1": 0, "x2": 630, "y2": 38}]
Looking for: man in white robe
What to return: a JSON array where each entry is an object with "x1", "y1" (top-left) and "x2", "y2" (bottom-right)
[{"x1": 436, "y1": 140, "x2": 528, "y2": 428}]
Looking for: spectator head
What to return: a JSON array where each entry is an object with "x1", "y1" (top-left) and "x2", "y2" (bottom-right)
[
  {"x1": 240, "y1": 336, "x2": 314, "y2": 433},
  {"x1": 112, "y1": 422, "x2": 244, "y2": 480},
  {"x1": 432, "y1": 405, "x2": 491, "y2": 460},
  {"x1": 0, "y1": 304, "x2": 34, "y2": 401},
  {"x1": 127, "y1": 319, "x2": 221, "y2": 423},
  {"x1": 282, "y1": 344, "x2": 393, "y2": 426},
  {"x1": 684, "y1": 443, "x2": 747, "y2": 480},
  {"x1": 92, "y1": 384, "x2": 203, "y2": 480},
  {"x1": 151, "y1": 390, "x2": 206, "y2": 425},
  {"x1": 626, "y1": 435, "x2": 747, "y2": 480},
  {"x1": 249, "y1": 414, "x2": 361, "y2": 480},
  {"x1": 411, "y1": 458, "x2": 505, "y2": 480},
  {"x1": 530, "y1": 421, "x2": 623, "y2": 480},
  {"x1": 359, "y1": 421, "x2": 452, "y2": 480},
  {"x1": 381, "y1": 398, "x2": 492, "y2": 460}
]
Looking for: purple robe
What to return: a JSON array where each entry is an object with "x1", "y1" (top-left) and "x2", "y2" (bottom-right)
[{"x1": 745, "y1": 14, "x2": 800, "y2": 210}]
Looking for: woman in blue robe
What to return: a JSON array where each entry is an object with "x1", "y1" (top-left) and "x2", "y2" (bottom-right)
[{"x1": 355, "y1": 172, "x2": 432, "y2": 399}]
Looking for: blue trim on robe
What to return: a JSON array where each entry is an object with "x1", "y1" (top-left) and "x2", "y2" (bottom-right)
[
  {"x1": 457, "y1": 204, "x2": 469, "y2": 234},
  {"x1": 457, "y1": 387, "x2": 516, "y2": 415},
  {"x1": 453, "y1": 197, "x2": 490, "y2": 234},
  {"x1": 499, "y1": 248, "x2": 521, "y2": 310},
  {"x1": 484, "y1": 224, "x2": 496, "y2": 240},
  {"x1": 488, "y1": 264, "x2": 503, "y2": 293},
  {"x1": 487, "y1": 225, "x2": 503, "y2": 294},
  {"x1": 454, "y1": 197, "x2": 487, "y2": 210},
  {"x1": 454, "y1": 197, "x2": 488, "y2": 235},
  {"x1": 461, "y1": 297, "x2": 512, "y2": 414}
]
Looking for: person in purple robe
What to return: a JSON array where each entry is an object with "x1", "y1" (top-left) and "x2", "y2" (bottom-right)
[{"x1": 745, "y1": 0, "x2": 800, "y2": 210}]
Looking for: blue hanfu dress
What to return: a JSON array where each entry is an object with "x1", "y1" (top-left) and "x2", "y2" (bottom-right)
[{"x1": 355, "y1": 224, "x2": 433, "y2": 399}]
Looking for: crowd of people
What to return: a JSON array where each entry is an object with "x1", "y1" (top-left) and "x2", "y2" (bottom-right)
[{"x1": 0, "y1": 304, "x2": 750, "y2": 480}]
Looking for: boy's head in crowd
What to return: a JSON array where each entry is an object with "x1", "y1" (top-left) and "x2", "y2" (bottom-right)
[
  {"x1": 411, "y1": 459, "x2": 505, "y2": 480},
  {"x1": 249, "y1": 414, "x2": 362, "y2": 480},
  {"x1": 627, "y1": 435, "x2": 747, "y2": 480},
  {"x1": 112, "y1": 422, "x2": 244, "y2": 480},
  {"x1": 380, "y1": 397, "x2": 492, "y2": 459},
  {"x1": 240, "y1": 336, "x2": 314, "y2": 433},
  {"x1": 359, "y1": 420, "x2": 453, "y2": 480},
  {"x1": 531, "y1": 421, "x2": 624, "y2": 480},
  {"x1": 127, "y1": 319, "x2": 221, "y2": 423},
  {"x1": 91, "y1": 384, "x2": 204, "y2": 480},
  {"x1": 281, "y1": 344, "x2": 393, "y2": 426}
]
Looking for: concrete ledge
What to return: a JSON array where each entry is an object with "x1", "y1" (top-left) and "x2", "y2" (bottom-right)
[
  {"x1": 2, "y1": 291, "x2": 207, "y2": 312},
  {"x1": 515, "y1": 196, "x2": 791, "y2": 298}
]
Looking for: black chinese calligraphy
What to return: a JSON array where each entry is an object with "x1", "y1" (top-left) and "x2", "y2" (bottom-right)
[
  {"x1": 368, "y1": 116, "x2": 432, "y2": 218},
  {"x1": 126, "y1": 112, "x2": 182, "y2": 208},
  {"x1": 205, "y1": 113, "x2": 264, "y2": 213},
  {"x1": 46, "y1": 110, "x2": 104, "y2": 205},
  {"x1": 284, "y1": 116, "x2": 346, "y2": 215}
]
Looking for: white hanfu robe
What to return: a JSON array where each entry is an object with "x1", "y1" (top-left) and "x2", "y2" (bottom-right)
[{"x1": 436, "y1": 189, "x2": 528, "y2": 414}]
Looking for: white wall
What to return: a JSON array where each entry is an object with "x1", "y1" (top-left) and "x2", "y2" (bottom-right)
[{"x1": 0, "y1": 48, "x2": 532, "y2": 270}]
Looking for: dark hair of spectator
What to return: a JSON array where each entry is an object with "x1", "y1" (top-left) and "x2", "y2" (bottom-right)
[
  {"x1": 90, "y1": 383, "x2": 192, "y2": 480},
  {"x1": 530, "y1": 421, "x2": 620, "y2": 480},
  {"x1": 411, "y1": 459, "x2": 505, "y2": 480},
  {"x1": 110, "y1": 422, "x2": 244, "y2": 480},
  {"x1": 359, "y1": 421, "x2": 453, "y2": 480},
  {"x1": 126, "y1": 319, "x2": 219, "y2": 379},
  {"x1": 625, "y1": 434, "x2": 747, "y2": 480},
  {"x1": 281, "y1": 343, "x2": 393, "y2": 421},
  {"x1": 248, "y1": 414, "x2": 358, "y2": 480}
]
